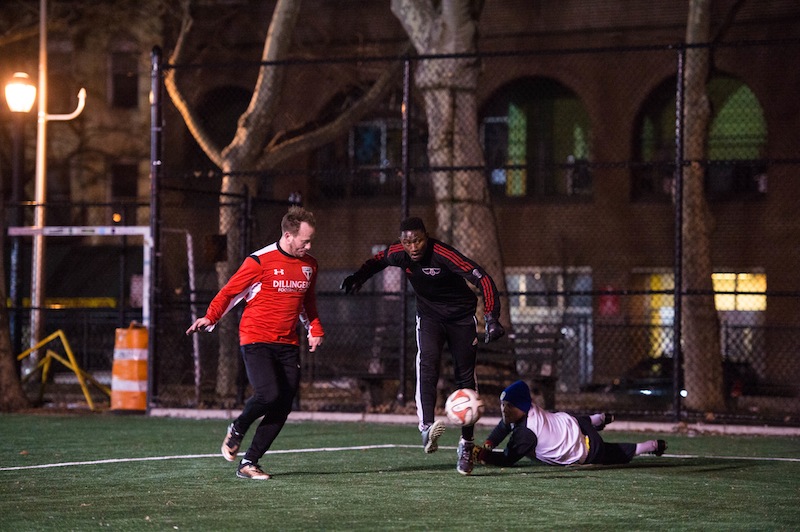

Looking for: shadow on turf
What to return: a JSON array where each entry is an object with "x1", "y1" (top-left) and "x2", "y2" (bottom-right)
[
  {"x1": 563, "y1": 458, "x2": 761, "y2": 474},
  {"x1": 244, "y1": 459, "x2": 733, "y2": 478}
]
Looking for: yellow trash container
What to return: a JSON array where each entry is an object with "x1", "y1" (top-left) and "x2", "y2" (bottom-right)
[{"x1": 111, "y1": 323, "x2": 148, "y2": 411}]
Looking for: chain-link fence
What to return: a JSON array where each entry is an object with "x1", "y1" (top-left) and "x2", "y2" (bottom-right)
[
  {"x1": 145, "y1": 39, "x2": 799, "y2": 424},
  {"x1": 10, "y1": 39, "x2": 797, "y2": 424}
]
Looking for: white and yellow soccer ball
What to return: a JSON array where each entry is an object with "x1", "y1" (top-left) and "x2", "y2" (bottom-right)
[{"x1": 445, "y1": 388, "x2": 485, "y2": 426}]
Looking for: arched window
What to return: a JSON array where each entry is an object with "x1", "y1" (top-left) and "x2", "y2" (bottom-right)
[
  {"x1": 480, "y1": 77, "x2": 592, "y2": 198},
  {"x1": 707, "y1": 76, "x2": 767, "y2": 198},
  {"x1": 632, "y1": 74, "x2": 767, "y2": 201}
]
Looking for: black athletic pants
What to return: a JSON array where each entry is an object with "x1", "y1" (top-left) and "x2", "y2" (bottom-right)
[
  {"x1": 234, "y1": 342, "x2": 300, "y2": 464},
  {"x1": 415, "y1": 314, "x2": 478, "y2": 440}
]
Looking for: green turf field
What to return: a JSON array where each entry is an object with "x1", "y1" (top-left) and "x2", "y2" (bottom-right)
[{"x1": 1, "y1": 413, "x2": 798, "y2": 531}]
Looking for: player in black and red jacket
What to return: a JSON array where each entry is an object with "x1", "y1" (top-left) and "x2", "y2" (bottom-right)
[{"x1": 341, "y1": 217, "x2": 506, "y2": 475}]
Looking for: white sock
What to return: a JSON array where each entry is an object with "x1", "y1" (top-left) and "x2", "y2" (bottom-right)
[{"x1": 635, "y1": 440, "x2": 658, "y2": 455}]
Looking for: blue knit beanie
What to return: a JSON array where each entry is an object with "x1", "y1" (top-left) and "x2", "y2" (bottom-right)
[{"x1": 500, "y1": 380, "x2": 532, "y2": 413}]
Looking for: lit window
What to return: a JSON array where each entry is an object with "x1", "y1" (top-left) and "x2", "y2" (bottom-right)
[
  {"x1": 712, "y1": 273, "x2": 767, "y2": 311},
  {"x1": 641, "y1": 271, "x2": 767, "y2": 314}
]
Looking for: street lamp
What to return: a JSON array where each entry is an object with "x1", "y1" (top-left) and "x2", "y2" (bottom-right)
[
  {"x1": 5, "y1": 73, "x2": 37, "y2": 113},
  {"x1": 5, "y1": 72, "x2": 37, "y2": 360}
]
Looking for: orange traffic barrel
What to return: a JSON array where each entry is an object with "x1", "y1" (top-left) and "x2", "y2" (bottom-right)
[{"x1": 111, "y1": 323, "x2": 148, "y2": 411}]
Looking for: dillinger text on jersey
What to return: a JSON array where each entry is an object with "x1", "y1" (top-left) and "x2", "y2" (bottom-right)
[{"x1": 273, "y1": 279, "x2": 311, "y2": 293}]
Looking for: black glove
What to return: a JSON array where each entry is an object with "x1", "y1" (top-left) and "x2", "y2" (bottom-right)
[
  {"x1": 484, "y1": 314, "x2": 505, "y2": 344},
  {"x1": 340, "y1": 274, "x2": 363, "y2": 294}
]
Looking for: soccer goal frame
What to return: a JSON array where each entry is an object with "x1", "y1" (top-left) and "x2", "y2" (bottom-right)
[{"x1": 7, "y1": 225, "x2": 153, "y2": 326}]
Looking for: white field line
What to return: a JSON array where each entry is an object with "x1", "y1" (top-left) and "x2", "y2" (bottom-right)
[
  {"x1": 1, "y1": 445, "x2": 799, "y2": 472},
  {"x1": 0, "y1": 444, "x2": 418, "y2": 471}
]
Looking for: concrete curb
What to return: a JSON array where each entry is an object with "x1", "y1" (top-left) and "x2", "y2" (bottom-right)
[{"x1": 149, "y1": 408, "x2": 800, "y2": 437}]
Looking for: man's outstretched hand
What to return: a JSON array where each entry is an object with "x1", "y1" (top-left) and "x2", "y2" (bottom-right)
[
  {"x1": 340, "y1": 274, "x2": 363, "y2": 294},
  {"x1": 186, "y1": 316, "x2": 212, "y2": 335},
  {"x1": 484, "y1": 314, "x2": 505, "y2": 343}
]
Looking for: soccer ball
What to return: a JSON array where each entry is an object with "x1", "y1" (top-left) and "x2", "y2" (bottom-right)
[{"x1": 445, "y1": 388, "x2": 485, "y2": 426}]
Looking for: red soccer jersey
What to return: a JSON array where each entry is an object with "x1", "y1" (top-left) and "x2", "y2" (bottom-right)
[{"x1": 204, "y1": 242, "x2": 324, "y2": 345}]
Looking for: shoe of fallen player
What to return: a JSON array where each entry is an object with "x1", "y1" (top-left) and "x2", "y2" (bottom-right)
[{"x1": 654, "y1": 439, "x2": 667, "y2": 456}]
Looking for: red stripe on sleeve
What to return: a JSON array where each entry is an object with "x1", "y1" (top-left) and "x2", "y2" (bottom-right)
[
  {"x1": 433, "y1": 243, "x2": 472, "y2": 272},
  {"x1": 481, "y1": 277, "x2": 495, "y2": 313},
  {"x1": 388, "y1": 243, "x2": 405, "y2": 255}
]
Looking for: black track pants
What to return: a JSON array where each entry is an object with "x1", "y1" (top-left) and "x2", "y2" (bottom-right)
[{"x1": 414, "y1": 314, "x2": 478, "y2": 440}]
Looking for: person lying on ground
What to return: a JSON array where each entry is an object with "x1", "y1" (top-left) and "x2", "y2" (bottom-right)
[{"x1": 474, "y1": 380, "x2": 666, "y2": 468}]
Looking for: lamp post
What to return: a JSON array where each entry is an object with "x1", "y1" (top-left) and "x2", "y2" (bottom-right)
[
  {"x1": 27, "y1": 0, "x2": 85, "y2": 364},
  {"x1": 5, "y1": 72, "x2": 37, "y2": 361}
]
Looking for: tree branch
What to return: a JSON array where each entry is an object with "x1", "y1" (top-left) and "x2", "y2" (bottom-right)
[
  {"x1": 390, "y1": 0, "x2": 436, "y2": 53},
  {"x1": 164, "y1": 4, "x2": 224, "y2": 168},
  {"x1": 257, "y1": 43, "x2": 413, "y2": 169},
  {"x1": 223, "y1": 0, "x2": 301, "y2": 164}
]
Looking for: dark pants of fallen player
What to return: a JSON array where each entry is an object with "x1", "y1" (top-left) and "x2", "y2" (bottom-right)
[
  {"x1": 416, "y1": 314, "x2": 478, "y2": 440},
  {"x1": 575, "y1": 416, "x2": 636, "y2": 465},
  {"x1": 234, "y1": 342, "x2": 300, "y2": 464}
]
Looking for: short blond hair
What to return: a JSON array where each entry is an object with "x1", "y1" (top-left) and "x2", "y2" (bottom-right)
[{"x1": 281, "y1": 205, "x2": 316, "y2": 235}]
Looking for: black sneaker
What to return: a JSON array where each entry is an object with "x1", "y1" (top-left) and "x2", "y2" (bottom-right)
[
  {"x1": 221, "y1": 423, "x2": 244, "y2": 462},
  {"x1": 456, "y1": 438, "x2": 475, "y2": 475},
  {"x1": 654, "y1": 439, "x2": 667, "y2": 456},
  {"x1": 236, "y1": 461, "x2": 271, "y2": 480},
  {"x1": 597, "y1": 413, "x2": 615, "y2": 431},
  {"x1": 421, "y1": 420, "x2": 445, "y2": 454}
]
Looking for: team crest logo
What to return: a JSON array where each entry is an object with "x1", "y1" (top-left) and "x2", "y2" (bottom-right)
[
  {"x1": 302, "y1": 266, "x2": 313, "y2": 280},
  {"x1": 422, "y1": 268, "x2": 441, "y2": 276}
]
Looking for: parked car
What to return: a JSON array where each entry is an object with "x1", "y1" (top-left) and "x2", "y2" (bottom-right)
[{"x1": 608, "y1": 356, "x2": 759, "y2": 398}]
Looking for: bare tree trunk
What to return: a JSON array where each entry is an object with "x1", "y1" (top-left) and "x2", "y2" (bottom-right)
[
  {"x1": 0, "y1": 220, "x2": 31, "y2": 411},
  {"x1": 681, "y1": 0, "x2": 725, "y2": 411}
]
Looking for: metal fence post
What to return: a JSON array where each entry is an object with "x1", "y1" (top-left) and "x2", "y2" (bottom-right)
[
  {"x1": 673, "y1": 46, "x2": 685, "y2": 422},
  {"x1": 148, "y1": 46, "x2": 163, "y2": 409},
  {"x1": 397, "y1": 57, "x2": 412, "y2": 405}
]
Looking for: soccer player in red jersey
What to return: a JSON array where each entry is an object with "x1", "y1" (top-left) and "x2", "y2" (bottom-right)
[
  {"x1": 186, "y1": 206, "x2": 324, "y2": 480},
  {"x1": 341, "y1": 217, "x2": 506, "y2": 475}
]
